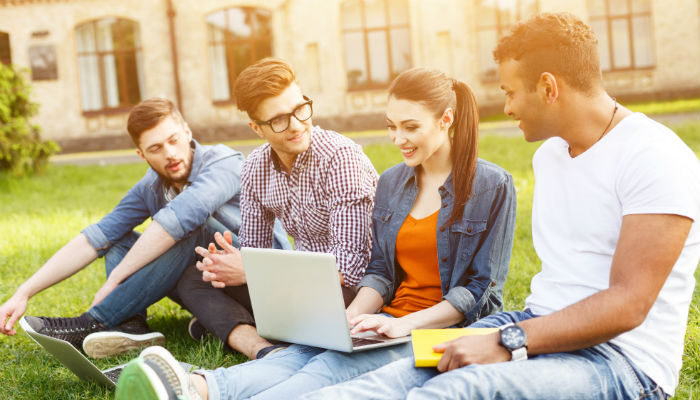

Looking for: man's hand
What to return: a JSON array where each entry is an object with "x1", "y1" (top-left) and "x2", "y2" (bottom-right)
[
  {"x1": 194, "y1": 231, "x2": 245, "y2": 288},
  {"x1": 0, "y1": 294, "x2": 28, "y2": 335},
  {"x1": 91, "y1": 279, "x2": 119, "y2": 307},
  {"x1": 433, "y1": 332, "x2": 510, "y2": 372},
  {"x1": 350, "y1": 314, "x2": 414, "y2": 338}
]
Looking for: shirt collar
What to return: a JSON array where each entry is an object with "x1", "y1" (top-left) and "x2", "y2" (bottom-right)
[
  {"x1": 269, "y1": 127, "x2": 315, "y2": 173},
  {"x1": 401, "y1": 166, "x2": 455, "y2": 196}
]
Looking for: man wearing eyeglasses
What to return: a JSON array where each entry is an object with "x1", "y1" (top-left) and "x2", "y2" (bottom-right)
[{"x1": 175, "y1": 58, "x2": 378, "y2": 361}]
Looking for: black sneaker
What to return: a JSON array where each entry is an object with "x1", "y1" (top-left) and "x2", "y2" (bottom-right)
[
  {"x1": 187, "y1": 317, "x2": 207, "y2": 342},
  {"x1": 22, "y1": 313, "x2": 104, "y2": 350},
  {"x1": 82, "y1": 315, "x2": 165, "y2": 358}
]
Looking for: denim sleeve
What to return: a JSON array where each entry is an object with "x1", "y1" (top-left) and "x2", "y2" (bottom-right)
[
  {"x1": 444, "y1": 173, "x2": 517, "y2": 325},
  {"x1": 153, "y1": 153, "x2": 243, "y2": 241},
  {"x1": 81, "y1": 178, "x2": 152, "y2": 257}
]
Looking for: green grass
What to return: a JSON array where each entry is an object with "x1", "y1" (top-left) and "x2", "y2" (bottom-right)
[{"x1": 1, "y1": 121, "x2": 699, "y2": 399}]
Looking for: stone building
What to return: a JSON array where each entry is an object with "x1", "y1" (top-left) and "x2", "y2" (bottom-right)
[{"x1": 1, "y1": 0, "x2": 699, "y2": 151}]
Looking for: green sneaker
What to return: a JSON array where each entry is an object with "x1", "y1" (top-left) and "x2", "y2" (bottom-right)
[{"x1": 115, "y1": 346, "x2": 201, "y2": 400}]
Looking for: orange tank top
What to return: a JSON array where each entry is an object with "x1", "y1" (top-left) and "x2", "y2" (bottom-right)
[{"x1": 382, "y1": 210, "x2": 442, "y2": 318}]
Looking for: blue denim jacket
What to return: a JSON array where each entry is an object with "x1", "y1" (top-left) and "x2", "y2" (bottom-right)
[
  {"x1": 358, "y1": 159, "x2": 516, "y2": 326},
  {"x1": 82, "y1": 139, "x2": 291, "y2": 256}
]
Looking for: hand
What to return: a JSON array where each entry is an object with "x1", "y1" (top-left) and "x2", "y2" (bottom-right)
[
  {"x1": 350, "y1": 314, "x2": 414, "y2": 338},
  {"x1": 194, "y1": 231, "x2": 245, "y2": 288},
  {"x1": 0, "y1": 294, "x2": 28, "y2": 335},
  {"x1": 91, "y1": 279, "x2": 119, "y2": 307},
  {"x1": 433, "y1": 332, "x2": 510, "y2": 372}
]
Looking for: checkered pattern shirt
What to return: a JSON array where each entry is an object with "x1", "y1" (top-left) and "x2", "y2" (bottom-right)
[{"x1": 239, "y1": 126, "x2": 378, "y2": 287}]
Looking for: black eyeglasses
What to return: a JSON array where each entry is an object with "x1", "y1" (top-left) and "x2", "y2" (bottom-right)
[{"x1": 254, "y1": 96, "x2": 314, "y2": 133}]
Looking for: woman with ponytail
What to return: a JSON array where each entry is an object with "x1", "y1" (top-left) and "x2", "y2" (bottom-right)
[{"x1": 114, "y1": 68, "x2": 517, "y2": 400}]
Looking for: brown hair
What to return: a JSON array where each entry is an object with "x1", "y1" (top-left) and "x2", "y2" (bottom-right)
[
  {"x1": 233, "y1": 58, "x2": 296, "y2": 119},
  {"x1": 388, "y1": 68, "x2": 479, "y2": 226},
  {"x1": 493, "y1": 12, "x2": 601, "y2": 93},
  {"x1": 127, "y1": 98, "x2": 184, "y2": 147}
]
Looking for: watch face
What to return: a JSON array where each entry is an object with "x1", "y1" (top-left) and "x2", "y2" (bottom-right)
[{"x1": 501, "y1": 326, "x2": 526, "y2": 349}]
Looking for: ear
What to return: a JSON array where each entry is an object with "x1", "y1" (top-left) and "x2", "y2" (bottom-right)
[
  {"x1": 183, "y1": 123, "x2": 193, "y2": 142},
  {"x1": 249, "y1": 121, "x2": 265, "y2": 139},
  {"x1": 136, "y1": 148, "x2": 146, "y2": 162},
  {"x1": 537, "y1": 72, "x2": 559, "y2": 104},
  {"x1": 440, "y1": 108, "x2": 454, "y2": 129}
]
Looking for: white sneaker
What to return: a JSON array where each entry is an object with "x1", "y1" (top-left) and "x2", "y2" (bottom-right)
[{"x1": 115, "y1": 346, "x2": 201, "y2": 400}]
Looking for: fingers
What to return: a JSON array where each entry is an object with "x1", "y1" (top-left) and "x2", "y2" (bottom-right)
[
  {"x1": 350, "y1": 315, "x2": 384, "y2": 335},
  {"x1": 195, "y1": 246, "x2": 211, "y2": 258},
  {"x1": 223, "y1": 231, "x2": 233, "y2": 246},
  {"x1": 214, "y1": 232, "x2": 237, "y2": 253},
  {"x1": 1, "y1": 310, "x2": 17, "y2": 335},
  {"x1": 211, "y1": 280, "x2": 226, "y2": 289},
  {"x1": 437, "y1": 349, "x2": 451, "y2": 372}
]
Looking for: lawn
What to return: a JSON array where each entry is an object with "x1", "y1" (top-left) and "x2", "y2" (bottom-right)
[{"x1": 0, "y1": 121, "x2": 698, "y2": 399}]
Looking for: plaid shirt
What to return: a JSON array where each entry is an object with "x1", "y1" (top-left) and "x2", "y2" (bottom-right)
[{"x1": 240, "y1": 126, "x2": 378, "y2": 286}]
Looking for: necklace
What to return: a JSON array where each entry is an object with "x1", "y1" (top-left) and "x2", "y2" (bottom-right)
[
  {"x1": 598, "y1": 97, "x2": 618, "y2": 142},
  {"x1": 569, "y1": 97, "x2": 618, "y2": 156}
]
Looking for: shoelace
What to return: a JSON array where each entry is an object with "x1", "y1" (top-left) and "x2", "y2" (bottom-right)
[{"x1": 40, "y1": 315, "x2": 98, "y2": 334}]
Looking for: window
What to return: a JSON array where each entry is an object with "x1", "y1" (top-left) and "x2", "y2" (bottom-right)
[
  {"x1": 0, "y1": 31, "x2": 11, "y2": 65},
  {"x1": 75, "y1": 18, "x2": 144, "y2": 113},
  {"x1": 588, "y1": 0, "x2": 655, "y2": 71},
  {"x1": 476, "y1": 0, "x2": 538, "y2": 81},
  {"x1": 341, "y1": 0, "x2": 411, "y2": 91},
  {"x1": 207, "y1": 7, "x2": 273, "y2": 102}
]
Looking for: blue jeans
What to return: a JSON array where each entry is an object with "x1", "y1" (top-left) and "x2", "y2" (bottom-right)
[
  {"x1": 88, "y1": 217, "x2": 227, "y2": 327},
  {"x1": 196, "y1": 341, "x2": 413, "y2": 400},
  {"x1": 302, "y1": 311, "x2": 668, "y2": 400}
]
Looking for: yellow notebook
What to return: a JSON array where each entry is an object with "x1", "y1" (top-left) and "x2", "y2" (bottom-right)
[{"x1": 411, "y1": 328, "x2": 499, "y2": 367}]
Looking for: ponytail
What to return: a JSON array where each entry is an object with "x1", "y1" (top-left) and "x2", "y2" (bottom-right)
[{"x1": 447, "y1": 80, "x2": 479, "y2": 225}]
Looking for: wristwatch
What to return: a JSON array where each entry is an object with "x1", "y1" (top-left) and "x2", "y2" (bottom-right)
[{"x1": 499, "y1": 323, "x2": 528, "y2": 361}]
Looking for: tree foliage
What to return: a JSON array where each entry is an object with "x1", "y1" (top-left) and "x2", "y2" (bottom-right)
[{"x1": 0, "y1": 63, "x2": 59, "y2": 176}]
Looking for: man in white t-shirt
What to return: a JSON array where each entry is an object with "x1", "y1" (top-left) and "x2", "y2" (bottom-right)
[{"x1": 300, "y1": 12, "x2": 700, "y2": 400}]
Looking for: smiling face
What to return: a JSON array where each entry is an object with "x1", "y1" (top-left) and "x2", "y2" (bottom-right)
[
  {"x1": 136, "y1": 115, "x2": 194, "y2": 189},
  {"x1": 499, "y1": 59, "x2": 552, "y2": 142},
  {"x1": 249, "y1": 82, "x2": 312, "y2": 171},
  {"x1": 385, "y1": 96, "x2": 452, "y2": 169}
]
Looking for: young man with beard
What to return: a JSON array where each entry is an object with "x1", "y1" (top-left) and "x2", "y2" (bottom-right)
[{"x1": 0, "y1": 98, "x2": 290, "y2": 359}]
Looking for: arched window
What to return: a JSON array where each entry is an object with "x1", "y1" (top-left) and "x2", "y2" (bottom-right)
[
  {"x1": 75, "y1": 18, "x2": 144, "y2": 112},
  {"x1": 207, "y1": 7, "x2": 273, "y2": 102},
  {"x1": 0, "y1": 31, "x2": 11, "y2": 65},
  {"x1": 476, "y1": 0, "x2": 538, "y2": 81},
  {"x1": 588, "y1": 0, "x2": 655, "y2": 71},
  {"x1": 341, "y1": 0, "x2": 412, "y2": 91}
]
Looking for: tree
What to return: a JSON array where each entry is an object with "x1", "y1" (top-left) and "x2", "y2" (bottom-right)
[{"x1": 0, "y1": 63, "x2": 59, "y2": 176}]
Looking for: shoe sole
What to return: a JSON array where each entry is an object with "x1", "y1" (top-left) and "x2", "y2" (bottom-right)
[
  {"x1": 115, "y1": 358, "x2": 170, "y2": 400},
  {"x1": 83, "y1": 332, "x2": 165, "y2": 358}
]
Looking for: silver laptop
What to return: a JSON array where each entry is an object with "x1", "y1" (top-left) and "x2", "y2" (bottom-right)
[
  {"x1": 19, "y1": 317, "x2": 125, "y2": 388},
  {"x1": 19, "y1": 317, "x2": 196, "y2": 388},
  {"x1": 241, "y1": 247, "x2": 412, "y2": 352}
]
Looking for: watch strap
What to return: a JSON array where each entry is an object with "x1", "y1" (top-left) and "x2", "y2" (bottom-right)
[{"x1": 510, "y1": 346, "x2": 528, "y2": 361}]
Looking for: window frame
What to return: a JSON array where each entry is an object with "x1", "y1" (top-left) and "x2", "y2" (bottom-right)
[
  {"x1": 0, "y1": 31, "x2": 11, "y2": 65},
  {"x1": 341, "y1": 0, "x2": 412, "y2": 92},
  {"x1": 589, "y1": 0, "x2": 656, "y2": 72},
  {"x1": 206, "y1": 7, "x2": 274, "y2": 105},
  {"x1": 75, "y1": 18, "x2": 143, "y2": 115},
  {"x1": 475, "y1": 0, "x2": 540, "y2": 83}
]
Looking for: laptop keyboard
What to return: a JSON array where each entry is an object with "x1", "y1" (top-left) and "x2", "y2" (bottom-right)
[
  {"x1": 351, "y1": 336, "x2": 388, "y2": 347},
  {"x1": 104, "y1": 368, "x2": 123, "y2": 383}
]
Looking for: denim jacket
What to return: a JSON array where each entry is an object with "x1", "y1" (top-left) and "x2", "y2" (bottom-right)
[
  {"x1": 82, "y1": 139, "x2": 291, "y2": 256},
  {"x1": 358, "y1": 159, "x2": 516, "y2": 326}
]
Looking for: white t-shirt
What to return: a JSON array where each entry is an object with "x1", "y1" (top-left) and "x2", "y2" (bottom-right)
[{"x1": 525, "y1": 113, "x2": 700, "y2": 396}]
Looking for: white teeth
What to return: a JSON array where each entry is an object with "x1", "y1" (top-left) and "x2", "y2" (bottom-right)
[{"x1": 401, "y1": 148, "x2": 416, "y2": 154}]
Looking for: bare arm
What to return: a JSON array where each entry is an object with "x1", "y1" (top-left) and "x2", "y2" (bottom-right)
[
  {"x1": 91, "y1": 220, "x2": 176, "y2": 306},
  {"x1": 0, "y1": 233, "x2": 98, "y2": 335},
  {"x1": 434, "y1": 213, "x2": 692, "y2": 371}
]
